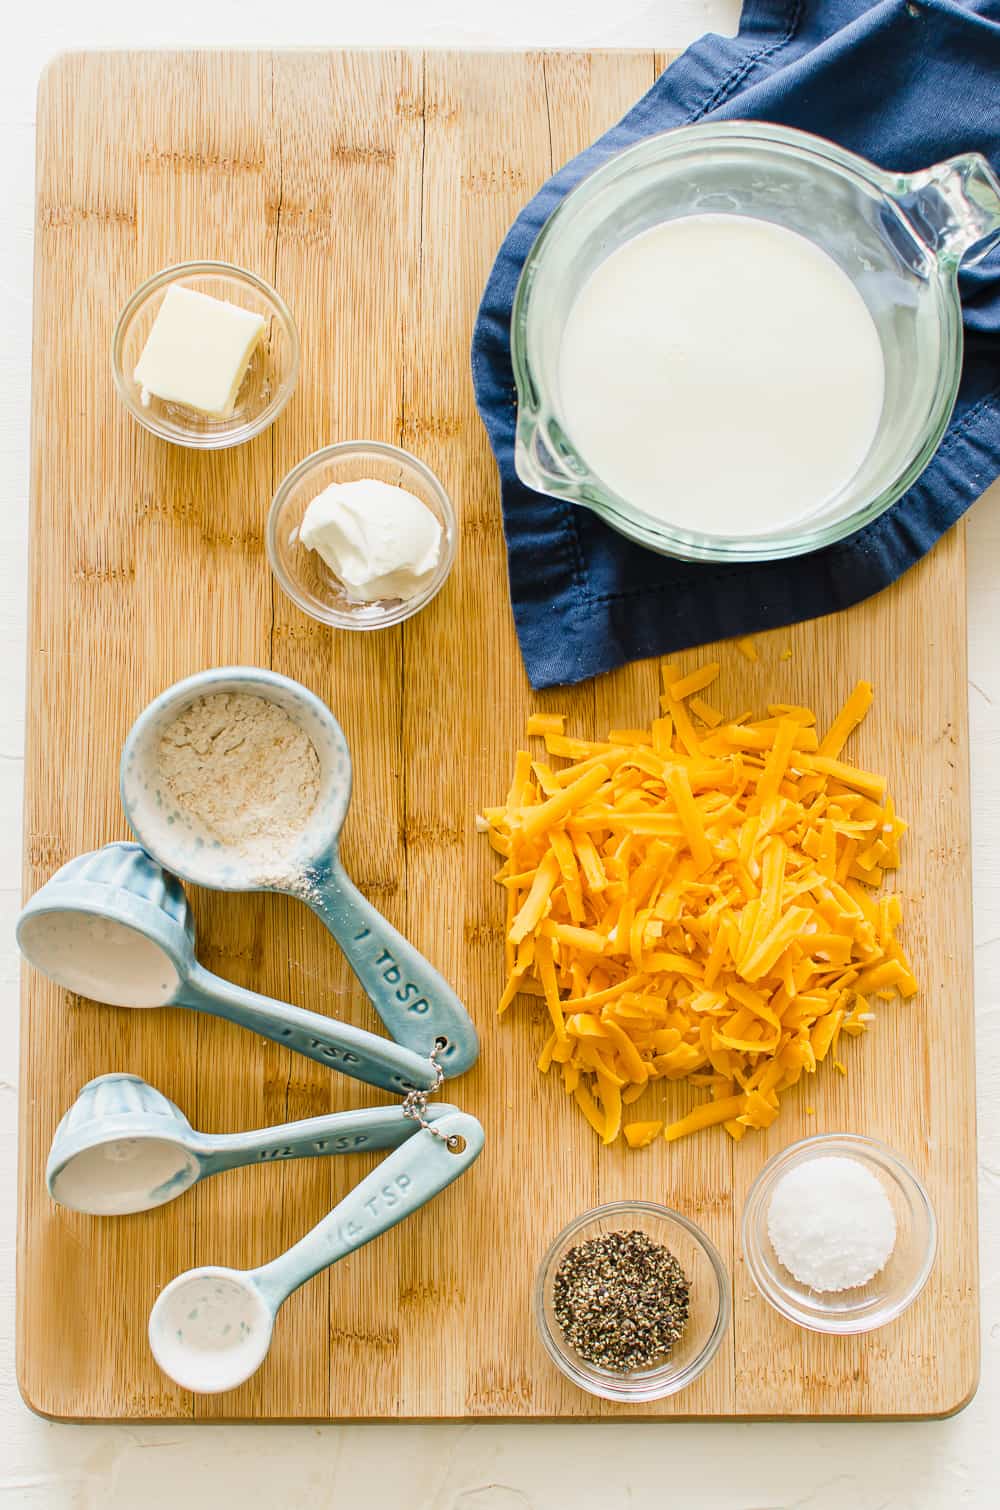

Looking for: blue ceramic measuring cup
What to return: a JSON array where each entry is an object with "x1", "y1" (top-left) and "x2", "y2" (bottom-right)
[
  {"x1": 47, "y1": 1072, "x2": 457, "y2": 1215},
  {"x1": 17, "y1": 844, "x2": 441, "y2": 1096},
  {"x1": 120, "y1": 668, "x2": 478, "y2": 1078},
  {"x1": 148, "y1": 1108, "x2": 484, "y2": 1393}
]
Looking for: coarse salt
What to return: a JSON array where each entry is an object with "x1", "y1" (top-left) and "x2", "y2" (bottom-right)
[{"x1": 766, "y1": 1155, "x2": 896, "y2": 1292}]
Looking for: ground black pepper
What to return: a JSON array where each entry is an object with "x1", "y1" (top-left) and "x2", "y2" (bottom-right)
[{"x1": 552, "y1": 1229, "x2": 690, "y2": 1373}]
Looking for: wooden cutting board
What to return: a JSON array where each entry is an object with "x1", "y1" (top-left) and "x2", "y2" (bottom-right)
[{"x1": 19, "y1": 50, "x2": 978, "y2": 1421}]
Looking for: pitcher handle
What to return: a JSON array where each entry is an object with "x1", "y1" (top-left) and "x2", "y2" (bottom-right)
[{"x1": 894, "y1": 153, "x2": 1000, "y2": 270}]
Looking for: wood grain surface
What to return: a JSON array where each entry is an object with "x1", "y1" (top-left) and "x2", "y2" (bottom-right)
[{"x1": 19, "y1": 50, "x2": 977, "y2": 1421}]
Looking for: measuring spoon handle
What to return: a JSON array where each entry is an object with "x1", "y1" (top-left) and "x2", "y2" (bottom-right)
[
  {"x1": 197, "y1": 1103, "x2": 458, "y2": 1174},
  {"x1": 251, "y1": 1111, "x2": 485, "y2": 1309},
  {"x1": 178, "y1": 963, "x2": 439, "y2": 1095},
  {"x1": 305, "y1": 859, "x2": 479, "y2": 1077}
]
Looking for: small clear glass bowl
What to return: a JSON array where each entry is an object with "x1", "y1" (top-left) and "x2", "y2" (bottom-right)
[
  {"x1": 111, "y1": 260, "x2": 300, "y2": 448},
  {"x1": 266, "y1": 440, "x2": 457, "y2": 630},
  {"x1": 534, "y1": 1201, "x2": 730, "y2": 1402},
  {"x1": 742, "y1": 1133, "x2": 937, "y2": 1335}
]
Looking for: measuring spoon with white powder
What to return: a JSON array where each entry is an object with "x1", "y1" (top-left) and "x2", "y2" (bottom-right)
[
  {"x1": 47, "y1": 1072, "x2": 457, "y2": 1216},
  {"x1": 149, "y1": 1108, "x2": 484, "y2": 1392},
  {"x1": 119, "y1": 668, "x2": 479, "y2": 1078},
  {"x1": 17, "y1": 843, "x2": 442, "y2": 1096}
]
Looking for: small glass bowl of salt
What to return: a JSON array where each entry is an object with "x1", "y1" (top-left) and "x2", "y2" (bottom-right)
[{"x1": 742, "y1": 1133, "x2": 936, "y2": 1335}]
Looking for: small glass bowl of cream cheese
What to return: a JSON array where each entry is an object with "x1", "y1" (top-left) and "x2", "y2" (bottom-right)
[
  {"x1": 742, "y1": 1133, "x2": 937, "y2": 1335},
  {"x1": 112, "y1": 260, "x2": 300, "y2": 448},
  {"x1": 267, "y1": 440, "x2": 457, "y2": 629}
]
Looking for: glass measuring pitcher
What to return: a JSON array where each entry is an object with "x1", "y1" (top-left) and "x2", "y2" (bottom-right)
[{"x1": 511, "y1": 121, "x2": 1000, "y2": 563}]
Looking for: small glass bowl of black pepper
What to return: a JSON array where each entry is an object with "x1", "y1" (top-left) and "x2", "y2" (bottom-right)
[{"x1": 534, "y1": 1202, "x2": 730, "y2": 1402}]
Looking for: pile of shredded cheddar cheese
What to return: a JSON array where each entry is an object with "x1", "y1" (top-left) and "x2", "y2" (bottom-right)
[{"x1": 480, "y1": 664, "x2": 916, "y2": 1147}]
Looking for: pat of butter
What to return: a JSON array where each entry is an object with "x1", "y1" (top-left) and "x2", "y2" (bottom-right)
[{"x1": 134, "y1": 284, "x2": 266, "y2": 418}]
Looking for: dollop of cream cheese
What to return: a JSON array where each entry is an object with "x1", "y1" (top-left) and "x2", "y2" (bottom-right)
[{"x1": 299, "y1": 478, "x2": 443, "y2": 603}]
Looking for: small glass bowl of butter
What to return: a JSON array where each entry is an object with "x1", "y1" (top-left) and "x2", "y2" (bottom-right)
[
  {"x1": 267, "y1": 440, "x2": 457, "y2": 629},
  {"x1": 112, "y1": 260, "x2": 300, "y2": 448}
]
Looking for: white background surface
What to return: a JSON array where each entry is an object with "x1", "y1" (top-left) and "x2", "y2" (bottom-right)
[{"x1": 2, "y1": 2, "x2": 998, "y2": 1506}]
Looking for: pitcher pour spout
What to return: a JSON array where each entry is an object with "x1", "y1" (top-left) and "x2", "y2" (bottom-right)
[
  {"x1": 895, "y1": 153, "x2": 1000, "y2": 270},
  {"x1": 513, "y1": 405, "x2": 590, "y2": 501}
]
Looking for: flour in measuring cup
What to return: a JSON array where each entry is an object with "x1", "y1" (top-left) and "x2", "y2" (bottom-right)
[{"x1": 156, "y1": 692, "x2": 321, "y2": 882}]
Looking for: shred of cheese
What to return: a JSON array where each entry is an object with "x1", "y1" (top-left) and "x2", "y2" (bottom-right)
[
  {"x1": 667, "y1": 662, "x2": 720, "y2": 701},
  {"x1": 624, "y1": 1120, "x2": 664, "y2": 1148},
  {"x1": 526, "y1": 712, "x2": 566, "y2": 737},
  {"x1": 689, "y1": 695, "x2": 724, "y2": 728},
  {"x1": 482, "y1": 672, "x2": 916, "y2": 1147}
]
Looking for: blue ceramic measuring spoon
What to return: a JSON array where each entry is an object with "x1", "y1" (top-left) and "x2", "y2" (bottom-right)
[
  {"x1": 120, "y1": 668, "x2": 478, "y2": 1079},
  {"x1": 47, "y1": 1072, "x2": 458, "y2": 1216},
  {"x1": 148, "y1": 1108, "x2": 484, "y2": 1393},
  {"x1": 17, "y1": 844, "x2": 440, "y2": 1096}
]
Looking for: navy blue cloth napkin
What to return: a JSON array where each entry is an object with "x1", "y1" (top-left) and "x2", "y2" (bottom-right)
[{"x1": 471, "y1": 0, "x2": 1000, "y2": 688}]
